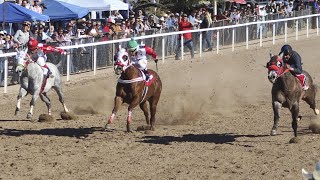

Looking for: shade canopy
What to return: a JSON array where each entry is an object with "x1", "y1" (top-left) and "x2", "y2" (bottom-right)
[
  {"x1": 57, "y1": 0, "x2": 129, "y2": 11},
  {"x1": 42, "y1": 0, "x2": 89, "y2": 20},
  {"x1": 0, "y1": 2, "x2": 49, "y2": 23}
]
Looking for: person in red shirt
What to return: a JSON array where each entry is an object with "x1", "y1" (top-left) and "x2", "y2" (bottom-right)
[{"x1": 175, "y1": 13, "x2": 194, "y2": 60}]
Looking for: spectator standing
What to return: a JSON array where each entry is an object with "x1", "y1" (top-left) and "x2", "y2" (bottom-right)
[
  {"x1": 38, "y1": 24, "x2": 52, "y2": 43},
  {"x1": 0, "y1": 31, "x2": 6, "y2": 86},
  {"x1": 175, "y1": 13, "x2": 194, "y2": 60},
  {"x1": 13, "y1": 21, "x2": 31, "y2": 49},
  {"x1": 21, "y1": 0, "x2": 30, "y2": 9},
  {"x1": 30, "y1": 0, "x2": 42, "y2": 14},
  {"x1": 200, "y1": 11, "x2": 213, "y2": 52}
]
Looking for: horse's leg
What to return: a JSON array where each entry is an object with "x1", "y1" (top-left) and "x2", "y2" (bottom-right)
[
  {"x1": 15, "y1": 87, "x2": 28, "y2": 116},
  {"x1": 105, "y1": 96, "x2": 123, "y2": 130},
  {"x1": 271, "y1": 101, "x2": 282, "y2": 136},
  {"x1": 303, "y1": 86, "x2": 319, "y2": 115},
  {"x1": 139, "y1": 101, "x2": 150, "y2": 126},
  {"x1": 53, "y1": 86, "x2": 69, "y2": 113},
  {"x1": 290, "y1": 103, "x2": 300, "y2": 137},
  {"x1": 40, "y1": 93, "x2": 52, "y2": 116},
  {"x1": 149, "y1": 95, "x2": 160, "y2": 131},
  {"x1": 27, "y1": 93, "x2": 40, "y2": 120},
  {"x1": 127, "y1": 96, "x2": 141, "y2": 132}
]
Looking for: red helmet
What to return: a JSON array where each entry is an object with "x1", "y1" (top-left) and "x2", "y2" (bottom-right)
[{"x1": 28, "y1": 38, "x2": 38, "y2": 51}]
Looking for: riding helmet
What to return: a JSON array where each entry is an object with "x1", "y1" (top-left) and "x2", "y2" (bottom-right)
[
  {"x1": 127, "y1": 38, "x2": 139, "y2": 52},
  {"x1": 28, "y1": 38, "x2": 38, "y2": 51},
  {"x1": 280, "y1": 44, "x2": 292, "y2": 56}
]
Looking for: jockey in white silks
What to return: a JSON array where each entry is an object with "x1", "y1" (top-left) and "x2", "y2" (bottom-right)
[{"x1": 127, "y1": 38, "x2": 158, "y2": 81}]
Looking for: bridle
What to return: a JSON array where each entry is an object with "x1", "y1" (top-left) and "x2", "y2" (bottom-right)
[{"x1": 267, "y1": 55, "x2": 290, "y2": 80}]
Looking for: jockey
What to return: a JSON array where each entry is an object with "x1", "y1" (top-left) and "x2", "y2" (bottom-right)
[
  {"x1": 27, "y1": 38, "x2": 66, "y2": 78},
  {"x1": 127, "y1": 38, "x2": 158, "y2": 81},
  {"x1": 279, "y1": 44, "x2": 308, "y2": 90}
]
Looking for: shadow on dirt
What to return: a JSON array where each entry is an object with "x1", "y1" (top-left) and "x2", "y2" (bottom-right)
[
  {"x1": 0, "y1": 119, "x2": 30, "y2": 122},
  {"x1": 140, "y1": 133, "x2": 270, "y2": 145},
  {"x1": 0, "y1": 127, "x2": 104, "y2": 138}
]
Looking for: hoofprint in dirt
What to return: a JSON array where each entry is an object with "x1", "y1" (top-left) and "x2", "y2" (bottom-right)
[{"x1": 1, "y1": 36, "x2": 320, "y2": 179}]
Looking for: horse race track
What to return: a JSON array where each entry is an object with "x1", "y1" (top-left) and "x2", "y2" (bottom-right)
[{"x1": 1, "y1": 35, "x2": 320, "y2": 180}]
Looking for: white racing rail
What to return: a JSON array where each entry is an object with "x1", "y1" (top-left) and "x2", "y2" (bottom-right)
[{"x1": 0, "y1": 13, "x2": 319, "y2": 93}]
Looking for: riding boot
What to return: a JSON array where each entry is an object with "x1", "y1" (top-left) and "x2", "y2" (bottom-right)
[
  {"x1": 42, "y1": 64, "x2": 53, "y2": 78},
  {"x1": 47, "y1": 67, "x2": 53, "y2": 78},
  {"x1": 143, "y1": 69, "x2": 150, "y2": 81}
]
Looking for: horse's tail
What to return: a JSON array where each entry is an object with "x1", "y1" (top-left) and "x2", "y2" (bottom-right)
[{"x1": 55, "y1": 60, "x2": 63, "y2": 68}]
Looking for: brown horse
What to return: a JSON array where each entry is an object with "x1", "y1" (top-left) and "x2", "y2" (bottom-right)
[
  {"x1": 105, "y1": 47, "x2": 162, "y2": 132},
  {"x1": 266, "y1": 55, "x2": 319, "y2": 138}
]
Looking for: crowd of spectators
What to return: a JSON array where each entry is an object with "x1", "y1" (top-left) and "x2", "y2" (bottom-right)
[
  {"x1": 6, "y1": 0, "x2": 316, "y2": 47},
  {"x1": 0, "y1": 0, "x2": 316, "y2": 85}
]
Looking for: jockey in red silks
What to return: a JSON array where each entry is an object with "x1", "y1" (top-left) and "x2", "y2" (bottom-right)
[
  {"x1": 279, "y1": 44, "x2": 308, "y2": 90},
  {"x1": 127, "y1": 38, "x2": 158, "y2": 81},
  {"x1": 27, "y1": 38, "x2": 66, "y2": 78}
]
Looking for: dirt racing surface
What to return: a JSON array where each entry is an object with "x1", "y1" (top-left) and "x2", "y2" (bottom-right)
[{"x1": 1, "y1": 35, "x2": 320, "y2": 180}]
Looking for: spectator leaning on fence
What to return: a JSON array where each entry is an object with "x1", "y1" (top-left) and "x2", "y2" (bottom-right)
[{"x1": 175, "y1": 13, "x2": 194, "y2": 60}]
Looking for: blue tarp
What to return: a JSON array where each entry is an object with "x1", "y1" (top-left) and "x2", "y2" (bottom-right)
[
  {"x1": 42, "y1": 0, "x2": 89, "y2": 20},
  {"x1": 0, "y1": 2, "x2": 49, "y2": 23}
]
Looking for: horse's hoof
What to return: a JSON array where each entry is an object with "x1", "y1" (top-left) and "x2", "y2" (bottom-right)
[
  {"x1": 314, "y1": 109, "x2": 320, "y2": 115},
  {"x1": 137, "y1": 125, "x2": 151, "y2": 131},
  {"x1": 26, "y1": 113, "x2": 32, "y2": 120},
  {"x1": 126, "y1": 125, "x2": 133, "y2": 133},
  {"x1": 270, "y1": 130, "x2": 277, "y2": 136},
  {"x1": 14, "y1": 108, "x2": 19, "y2": 116},
  {"x1": 104, "y1": 124, "x2": 114, "y2": 132}
]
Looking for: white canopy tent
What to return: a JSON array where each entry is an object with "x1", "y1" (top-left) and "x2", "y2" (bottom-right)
[{"x1": 57, "y1": 0, "x2": 129, "y2": 11}]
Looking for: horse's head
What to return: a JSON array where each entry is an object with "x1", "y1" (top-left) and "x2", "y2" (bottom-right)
[
  {"x1": 266, "y1": 55, "x2": 285, "y2": 83},
  {"x1": 114, "y1": 45, "x2": 130, "y2": 75},
  {"x1": 15, "y1": 48, "x2": 29, "y2": 78}
]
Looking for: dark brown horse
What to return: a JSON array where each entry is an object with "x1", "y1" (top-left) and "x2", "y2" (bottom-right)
[
  {"x1": 105, "y1": 47, "x2": 162, "y2": 132},
  {"x1": 266, "y1": 55, "x2": 319, "y2": 138}
]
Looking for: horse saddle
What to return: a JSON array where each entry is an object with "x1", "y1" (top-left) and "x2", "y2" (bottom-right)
[
  {"x1": 296, "y1": 73, "x2": 309, "y2": 90},
  {"x1": 139, "y1": 70, "x2": 155, "y2": 86}
]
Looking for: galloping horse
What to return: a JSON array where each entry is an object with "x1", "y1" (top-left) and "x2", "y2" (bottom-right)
[
  {"x1": 14, "y1": 49, "x2": 69, "y2": 120},
  {"x1": 105, "y1": 47, "x2": 162, "y2": 132},
  {"x1": 266, "y1": 55, "x2": 319, "y2": 137}
]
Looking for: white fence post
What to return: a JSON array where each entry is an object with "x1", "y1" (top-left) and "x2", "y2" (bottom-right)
[
  {"x1": 306, "y1": 18, "x2": 309, "y2": 38},
  {"x1": 199, "y1": 32, "x2": 202, "y2": 57},
  {"x1": 317, "y1": 16, "x2": 319, "y2": 36},
  {"x1": 162, "y1": 37, "x2": 165, "y2": 63},
  {"x1": 67, "y1": 53, "x2": 70, "y2": 82},
  {"x1": 246, "y1": 25, "x2": 248, "y2": 49},
  {"x1": 4, "y1": 58, "x2": 8, "y2": 93},
  {"x1": 232, "y1": 28, "x2": 235, "y2": 52},
  {"x1": 93, "y1": 45, "x2": 97, "y2": 76},
  {"x1": 216, "y1": 31, "x2": 219, "y2": 54},
  {"x1": 296, "y1": 20, "x2": 299, "y2": 40},
  {"x1": 181, "y1": 35, "x2": 184, "y2": 60},
  {"x1": 272, "y1": 23, "x2": 275, "y2": 45},
  {"x1": 285, "y1": 22, "x2": 288, "y2": 43},
  {"x1": 259, "y1": 24, "x2": 262, "y2": 47}
]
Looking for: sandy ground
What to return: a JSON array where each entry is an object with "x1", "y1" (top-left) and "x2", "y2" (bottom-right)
[{"x1": 1, "y1": 33, "x2": 320, "y2": 180}]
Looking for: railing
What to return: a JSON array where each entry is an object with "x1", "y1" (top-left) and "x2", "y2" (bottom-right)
[{"x1": 0, "y1": 12, "x2": 319, "y2": 93}]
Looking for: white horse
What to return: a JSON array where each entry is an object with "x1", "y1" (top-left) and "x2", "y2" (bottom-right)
[{"x1": 14, "y1": 49, "x2": 69, "y2": 120}]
